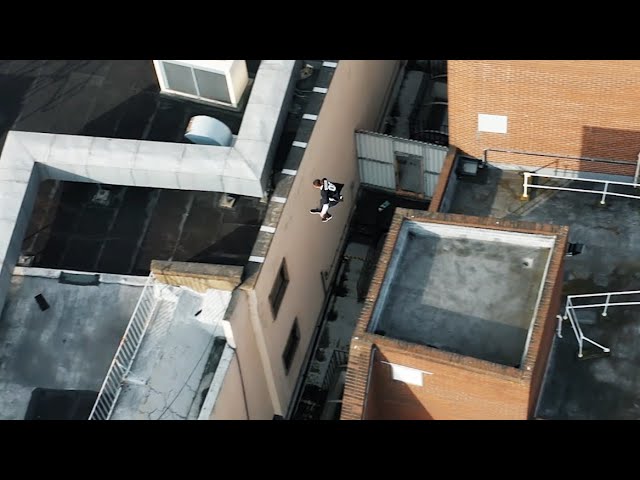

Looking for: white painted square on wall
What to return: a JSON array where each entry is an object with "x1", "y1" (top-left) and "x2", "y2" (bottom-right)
[
  {"x1": 478, "y1": 114, "x2": 508, "y2": 134},
  {"x1": 390, "y1": 363, "x2": 424, "y2": 386}
]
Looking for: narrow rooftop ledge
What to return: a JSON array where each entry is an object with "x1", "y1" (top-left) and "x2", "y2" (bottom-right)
[
  {"x1": 13, "y1": 266, "x2": 148, "y2": 286},
  {"x1": 151, "y1": 260, "x2": 243, "y2": 292}
]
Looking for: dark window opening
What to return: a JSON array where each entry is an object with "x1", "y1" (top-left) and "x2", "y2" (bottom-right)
[
  {"x1": 395, "y1": 153, "x2": 424, "y2": 194},
  {"x1": 283, "y1": 319, "x2": 300, "y2": 374},
  {"x1": 270, "y1": 258, "x2": 289, "y2": 319}
]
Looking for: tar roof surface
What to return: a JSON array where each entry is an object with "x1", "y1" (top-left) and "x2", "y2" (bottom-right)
[
  {"x1": 0, "y1": 60, "x2": 261, "y2": 147},
  {"x1": 0, "y1": 269, "x2": 144, "y2": 419}
]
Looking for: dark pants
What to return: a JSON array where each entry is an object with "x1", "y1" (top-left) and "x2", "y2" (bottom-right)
[{"x1": 316, "y1": 185, "x2": 344, "y2": 214}]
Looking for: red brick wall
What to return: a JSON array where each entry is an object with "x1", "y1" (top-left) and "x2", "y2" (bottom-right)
[
  {"x1": 528, "y1": 253, "x2": 566, "y2": 417},
  {"x1": 366, "y1": 341, "x2": 529, "y2": 420},
  {"x1": 448, "y1": 61, "x2": 640, "y2": 175},
  {"x1": 341, "y1": 338, "x2": 375, "y2": 420}
]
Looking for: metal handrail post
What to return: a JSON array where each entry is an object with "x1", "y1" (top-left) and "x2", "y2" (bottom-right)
[
  {"x1": 602, "y1": 293, "x2": 611, "y2": 317},
  {"x1": 600, "y1": 182, "x2": 609, "y2": 205},
  {"x1": 563, "y1": 298, "x2": 573, "y2": 320},
  {"x1": 556, "y1": 314, "x2": 563, "y2": 338},
  {"x1": 566, "y1": 309, "x2": 583, "y2": 357}
]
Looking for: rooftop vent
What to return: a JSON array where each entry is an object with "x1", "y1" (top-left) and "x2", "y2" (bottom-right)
[
  {"x1": 185, "y1": 115, "x2": 233, "y2": 146},
  {"x1": 92, "y1": 188, "x2": 112, "y2": 206},
  {"x1": 17, "y1": 254, "x2": 35, "y2": 267},
  {"x1": 153, "y1": 60, "x2": 249, "y2": 109},
  {"x1": 219, "y1": 194, "x2": 237, "y2": 208}
]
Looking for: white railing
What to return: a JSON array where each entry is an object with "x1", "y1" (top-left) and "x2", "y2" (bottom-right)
[
  {"x1": 557, "y1": 302, "x2": 610, "y2": 359},
  {"x1": 557, "y1": 290, "x2": 640, "y2": 357},
  {"x1": 522, "y1": 172, "x2": 640, "y2": 205},
  {"x1": 88, "y1": 274, "x2": 159, "y2": 420}
]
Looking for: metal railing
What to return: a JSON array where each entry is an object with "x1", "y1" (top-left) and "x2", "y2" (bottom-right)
[
  {"x1": 88, "y1": 274, "x2": 159, "y2": 420},
  {"x1": 557, "y1": 290, "x2": 640, "y2": 357},
  {"x1": 483, "y1": 147, "x2": 637, "y2": 171},
  {"x1": 322, "y1": 349, "x2": 349, "y2": 392},
  {"x1": 522, "y1": 172, "x2": 640, "y2": 204}
]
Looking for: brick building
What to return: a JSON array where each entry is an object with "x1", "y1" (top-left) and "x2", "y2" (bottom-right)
[
  {"x1": 447, "y1": 60, "x2": 640, "y2": 177},
  {"x1": 342, "y1": 60, "x2": 640, "y2": 420},
  {"x1": 341, "y1": 209, "x2": 567, "y2": 420}
]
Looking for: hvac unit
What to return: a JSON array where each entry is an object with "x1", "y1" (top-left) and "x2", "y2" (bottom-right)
[{"x1": 153, "y1": 60, "x2": 249, "y2": 109}]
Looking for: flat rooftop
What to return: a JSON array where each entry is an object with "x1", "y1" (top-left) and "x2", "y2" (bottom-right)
[
  {"x1": 108, "y1": 283, "x2": 231, "y2": 420},
  {"x1": 0, "y1": 267, "x2": 145, "y2": 419},
  {"x1": 447, "y1": 165, "x2": 640, "y2": 419},
  {"x1": 22, "y1": 179, "x2": 267, "y2": 275},
  {"x1": 0, "y1": 60, "x2": 261, "y2": 146},
  {"x1": 0, "y1": 266, "x2": 233, "y2": 420},
  {"x1": 368, "y1": 219, "x2": 554, "y2": 367}
]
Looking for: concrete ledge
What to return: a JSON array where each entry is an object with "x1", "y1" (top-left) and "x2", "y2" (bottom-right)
[
  {"x1": 12, "y1": 266, "x2": 148, "y2": 286},
  {"x1": 429, "y1": 146, "x2": 459, "y2": 213},
  {"x1": 151, "y1": 260, "x2": 244, "y2": 292},
  {"x1": 198, "y1": 343, "x2": 236, "y2": 420}
]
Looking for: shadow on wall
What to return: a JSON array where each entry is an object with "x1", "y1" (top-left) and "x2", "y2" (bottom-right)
[
  {"x1": 364, "y1": 348, "x2": 432, "y2": 420},
  {"x1": 581, "y1": 126, "x2": 640, "y2": 175}
]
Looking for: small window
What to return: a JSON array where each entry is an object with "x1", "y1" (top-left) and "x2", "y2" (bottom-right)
[
  {"x1": 282, "y1": 319, "x2": 300, "y2": 374},
  {"x1": 270, "y1": 258, "x2": 289, "y2": 319}
]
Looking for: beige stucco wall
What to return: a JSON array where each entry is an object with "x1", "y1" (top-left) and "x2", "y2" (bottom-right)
[
  {"x1": 223, "y1": 290, "x2": 275, "y2": 419},
  {"x1": 251, "y1": 60, "x2": 401, "y2": 415},
  {"x1": 208, "y1": 356, "x2": 249, "y2": 420}
]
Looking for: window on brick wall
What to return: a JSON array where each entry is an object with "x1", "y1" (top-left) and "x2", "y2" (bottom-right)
[
  {"x1": 282, "y1": 318, "x2": 300, "y2": 374},
  {"x1": 383, "y1": 361, "x2": 433, "y2": 387},
  {"x1": 269, "y1": 258, "x2": 289, "y2": 319}
]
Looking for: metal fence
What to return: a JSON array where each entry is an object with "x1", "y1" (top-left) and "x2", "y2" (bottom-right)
[
  {"x1": 322, "y1": 349, "x2": 349, "y2": 392},
  {"x1": 88, "y1": 274, "x2": 159, "y2": 420},
  {"x1": 356, "y1": 130, "x2": 448, "y2": 198},
  {"x1": 556, "y1": 290, "x2": 640, "y2": 357},
  {"x1": 523, "y1": 172, "x2": 640, "y2": 205}
]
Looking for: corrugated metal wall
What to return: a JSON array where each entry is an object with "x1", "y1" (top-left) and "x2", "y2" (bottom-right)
[{"x1": 356, "y1": 130, "x2": 447, "y2": 197}]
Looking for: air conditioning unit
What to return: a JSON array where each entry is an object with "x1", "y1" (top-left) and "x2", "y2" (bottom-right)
[{"x1": 153, "y1": 60, "x2": 249, "y2": 109}]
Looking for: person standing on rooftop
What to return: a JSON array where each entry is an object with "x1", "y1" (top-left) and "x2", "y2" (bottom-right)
[{"x1": 309, "y1": 178, "x2": 344, "y2": 222}]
